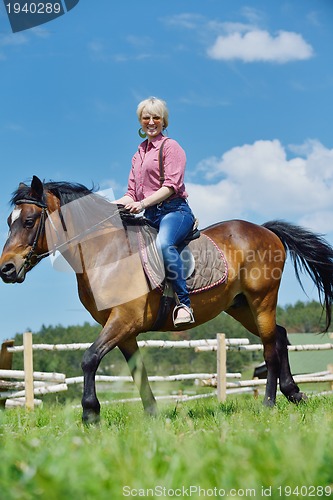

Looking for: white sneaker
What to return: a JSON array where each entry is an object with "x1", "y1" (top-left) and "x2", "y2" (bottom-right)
[{"x1": 173, "y1": 304, "x2": 195, "y2": 327}]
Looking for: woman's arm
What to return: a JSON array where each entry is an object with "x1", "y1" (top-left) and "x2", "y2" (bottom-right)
[
  {"x1": 124, "y1": 186, "x2": 174, "y2": 214},
  {"x1": 143, "y1": 186, "x2": 174, "y2": 208},
  {"x1": 113, "y1": 195, "x2": 134, "y2": 205}
]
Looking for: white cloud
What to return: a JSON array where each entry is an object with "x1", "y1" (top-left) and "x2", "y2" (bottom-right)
[
  {"x1": 88, "y1": 40, "x2": 109, "y2": 61},
  {"x1": 101, "y1": 178, "x2": 127, "y2": 197},
  {"x1": 31, "y1": 27, "x2": 52, "y2": 38},
  {"x1": 164, "y1": 13, "x2": 314, "y2": 64},
  {"x1": 0, "y1": 33, "x2": 28, "y2": 60},
  {"x1": 3, "y1": 123, "x2": 24, "y2": 133},
  {"x1": 88, "y1": 37, "x2": 156, "y2": 63},
  {"x1": 0, "y1": 33, "x2": 28, "y2": 47},
  {"x1": 179, "y1": 93, "x2": 230, "y2": 108},
  {"x1": 207, "y1": 29, "x2": 314, "y2": 63},
  {"x1": 188, "y1": 139, "x2": 333, "y2": 233},
  {"x1": 299, "y1": 211, "x2": 333, "y2": 234},
  {"x1": 240, "y1": 6, "x2": 265, "y2": 26},
  {"x1": 163, "y1": 13, "x2": 205, "y2": 30},
  {"x1": 126, "y1": 35, "x2": 153, "y2": 48}
]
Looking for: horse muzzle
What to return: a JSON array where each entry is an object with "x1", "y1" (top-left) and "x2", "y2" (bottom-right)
[{"x1": 0, "y1": 258, "x2": 26, "y2": 284}]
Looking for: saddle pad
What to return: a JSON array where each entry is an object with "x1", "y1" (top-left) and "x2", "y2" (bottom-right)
[
  {"x1": 186, "y1": 235, "x2": 228, "y2": 294},
  {"x1": 137, "y1": 225, "x2": 228, "y2": 294}
]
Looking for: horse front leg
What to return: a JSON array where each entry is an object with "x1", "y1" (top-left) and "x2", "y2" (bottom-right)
[
  {"x1": 81, "y1": 343, "x2": 103, "y2": 425},
  {"x1": 81, "y1": 315, "x2": 157, "y2": 424},
  {"x1": 119, "y1": 337, "x2": 157, "y2": 416},
  {"x1": 81, "y1": 321, "x2": 121, "y2": 424}
]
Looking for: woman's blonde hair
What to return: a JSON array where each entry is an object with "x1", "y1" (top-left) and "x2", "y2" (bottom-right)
[{"x1": 136, "y1": 97, "x2": 169, "y2": 129}]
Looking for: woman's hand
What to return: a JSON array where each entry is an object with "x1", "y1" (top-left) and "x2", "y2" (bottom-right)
[
  {"x1": 119, "y1": 186, "x2": 174, "y2": 214},
  {"x1": 124, "y1": 201, "x2": 144, "y2": 214}
]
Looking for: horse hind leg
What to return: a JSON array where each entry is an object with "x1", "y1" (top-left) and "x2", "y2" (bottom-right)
[
  {"x1": 254, "y1": 340, "x2": 280, "y2": 406},
  {"x1": 276, "y1": 325, "x2": 307, "y2": 404},
  {"x1": 118, "y1": 337, "x2": 158, "y2": 417},
  {"x1": 226, "y1": 299, "x2": 280, "y2": 406},
  {"x1": 228, "y1": 299, "x2": 307, "y2": 406},
  {"x1": 243, "y1": 309, "x2": 305, "y2": 406}
]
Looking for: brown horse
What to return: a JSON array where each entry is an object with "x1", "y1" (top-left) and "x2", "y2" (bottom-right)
[{"x1": 1, "y1": 176, "x2": 333, "y2": 424}]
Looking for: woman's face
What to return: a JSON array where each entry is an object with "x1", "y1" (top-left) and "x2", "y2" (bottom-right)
[{"x1": 140, "y1": 109, "x2": 164, "y2": 139}]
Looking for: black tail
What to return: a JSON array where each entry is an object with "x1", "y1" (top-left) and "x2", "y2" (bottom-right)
[{"x1": 262, "y1": 220, "x2": 333, "y2": 332}]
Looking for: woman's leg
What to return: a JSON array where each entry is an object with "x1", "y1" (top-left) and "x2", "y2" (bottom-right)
[{"x1": 157, "y1": 209, "x2": 193, "y2": 307}]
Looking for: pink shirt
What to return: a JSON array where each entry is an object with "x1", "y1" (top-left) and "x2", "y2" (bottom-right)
[{"x1": 125, "y1": 134, "x2": 188, "y2": 202}]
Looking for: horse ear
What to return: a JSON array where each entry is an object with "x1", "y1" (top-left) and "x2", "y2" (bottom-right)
[
  {"x1": 19, "y1": 182, "x2": 27, "y2": 189},
  {"x1": 30, "y1": 175, "x2": 44, "y2": 201}
]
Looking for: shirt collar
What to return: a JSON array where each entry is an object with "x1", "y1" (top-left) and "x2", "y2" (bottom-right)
[
  {"x1": 140, "y1": 133, "x2": 164, "y2": 151},
  {"x1": 149, "y1": 133, "x2": 164, "y2": 148}
]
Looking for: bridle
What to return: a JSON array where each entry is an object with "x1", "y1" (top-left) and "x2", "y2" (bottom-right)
[
  {"x1": 15, "y1": 199, "x2": 49, "y2": 272},
  {"x1": 14, "y1": 198, "x2": 125, "y2": 276}
]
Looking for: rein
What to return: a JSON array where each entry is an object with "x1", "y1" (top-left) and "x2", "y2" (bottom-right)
[
  {"x1": 15, "y1": 199, "x2": 48, "y2": 271},
  {"x1": 15, "y1": 199, "x2": 124, "y2": 273}
]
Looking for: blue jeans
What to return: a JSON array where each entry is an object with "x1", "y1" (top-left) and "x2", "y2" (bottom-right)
[{"x1": 144, "y1": 198, "x2": 195, "y2": 307}]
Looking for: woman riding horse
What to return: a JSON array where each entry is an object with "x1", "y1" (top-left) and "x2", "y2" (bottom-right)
[
  {"x1": 115, "y1": 97, "x2": 195, "y2": 327},
  {"x1": 1, "y1": 175, "x2": 333, "y2": 424}
]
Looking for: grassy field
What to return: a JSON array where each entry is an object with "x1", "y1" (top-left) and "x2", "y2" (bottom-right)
[
  {"x1": 0, "y1": 396, "x2": 332, "y2": 499},
  {"x1": 288, "y1": 332, "x2": 333, "y2": 374}
]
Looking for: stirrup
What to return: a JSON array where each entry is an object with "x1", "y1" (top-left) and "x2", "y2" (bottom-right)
[{"x1": 173, "y1": 304, "x2": 195, "y2": 327}]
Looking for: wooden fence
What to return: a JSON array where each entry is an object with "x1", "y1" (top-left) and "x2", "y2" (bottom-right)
[{"x1": 0, "y1": 332, "x2": 333, "y2": 409}]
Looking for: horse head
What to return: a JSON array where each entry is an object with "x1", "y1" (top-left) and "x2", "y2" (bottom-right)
[
  {"x1": 0, "y1": 176, "x2": 53, "y2": 283},
  {"x1": 0, "y1": 176, "x2": 121, "y2": 285}
]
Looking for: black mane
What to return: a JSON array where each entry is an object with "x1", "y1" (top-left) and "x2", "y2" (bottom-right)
[
  {"x1": 11, "y1": 180, "x2": 94, "y2": 207},
  {"x1": 11, "y1": 179, "x2": 121, "y2": 232},
  {"x1": 46, "y1": 181, "x2": 95, "y2": 206}
]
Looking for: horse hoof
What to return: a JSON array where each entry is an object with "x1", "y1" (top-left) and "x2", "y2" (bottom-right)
[
  {"x1": 82, "y1": 409, "x2": 101, "y2": 426},
  {"x1": 288, "y1": 392, "x2": 308, "y2": 404},
  {"x1": 263, "y1": 397, "x2": 275, "y2": 407},
  {"x1": 145, "y1": 404, "x2": 158, "y2": 417}
]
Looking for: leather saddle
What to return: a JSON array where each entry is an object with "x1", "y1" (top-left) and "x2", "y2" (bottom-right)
[
  {"x1": 120, "y1": 208, "x2": 200, "y2": 282},
  {"x1": 120, "y1": 209, "x2": 201, "y2": 244},
  {"x1": 119, "y1": 208, "x2": 228, "y2": 329}
]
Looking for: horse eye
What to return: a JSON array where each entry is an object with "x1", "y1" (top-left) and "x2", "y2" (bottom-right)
[{"x1": 24, "y1": 219, "x2": 35, "y2": 228}]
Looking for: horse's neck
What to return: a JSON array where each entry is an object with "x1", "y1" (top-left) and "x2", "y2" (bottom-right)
[
  {"x1": 45, "y1": 194, "x2": 126, "y2": 273},
  {"x1": 60, "y1": 227, "x2": 125, "y2": 274},
  {"x1": 45, "y1": 199, "x2": 150, "y2": 312},
  {"x1": 67, "y1": 226, "x2": 150, "y2": 315}
]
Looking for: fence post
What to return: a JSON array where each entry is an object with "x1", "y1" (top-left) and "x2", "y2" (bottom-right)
[
  {"x1": 217, "y1": 333, "x2": 227, "y2": 402},
  {"x1": 252, "y1": 377, "x2": 259, "y2": 399},
  {"x1": 328, "y1": 364, "x2": 333, "y2": 392},
  {"x1": 23, "y1": 332, "x2": 34, "y2": 410},
  {"x1": 0, "y1": 339, "x2": 15, "y2": 408}
]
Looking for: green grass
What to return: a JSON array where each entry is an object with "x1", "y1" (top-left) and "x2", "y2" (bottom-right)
[
  {"x1": 0, "y1": 396, "x2": 332, "y2": 499},
  {"x1": 288, "y1": 333, "x2": 333, "y2": 374}
]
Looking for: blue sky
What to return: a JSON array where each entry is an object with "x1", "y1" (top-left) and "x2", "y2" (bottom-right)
[{"x1": 0, "y1": 0, "x2": 333, "y2": 340}]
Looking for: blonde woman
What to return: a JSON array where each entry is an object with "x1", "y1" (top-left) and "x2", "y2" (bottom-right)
[{"x1": 116, "y1": 97, "x2": 195, "y2": 326}]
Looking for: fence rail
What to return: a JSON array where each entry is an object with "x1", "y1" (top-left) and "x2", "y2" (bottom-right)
[
  {"x1": 0, "y1": 332, "x2": 332, "y2": 410},
  {"x1": 196, "y1": 343, "x2": 333, "y2": 352},
  {"x1": 6, "y1": 337, "x2": 250, "y2": 353}
]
